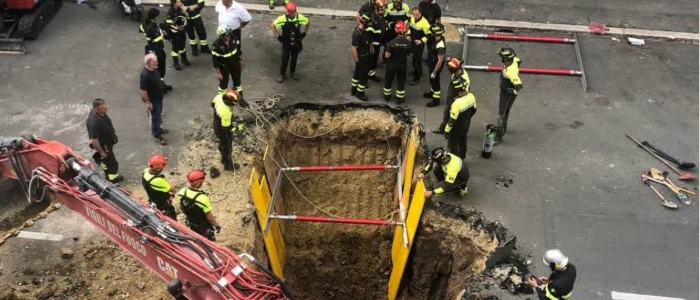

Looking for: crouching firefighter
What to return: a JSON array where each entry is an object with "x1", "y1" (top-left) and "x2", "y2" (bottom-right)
[
  {"x1": 212, "y1": 89, "x2": 247, "y2": 171},
  {"x1": 527, "y1": 249, "x2": 577, "y2": 300},
  {"x1": 178, "y1": 170, "x2": 221, "y2": 241},
  {"x1": 142, "y1": 154, "x2": 177, "y2": 220},
  {"x1": 418, "y1": 147, "x2": 470, "y2": 198}
]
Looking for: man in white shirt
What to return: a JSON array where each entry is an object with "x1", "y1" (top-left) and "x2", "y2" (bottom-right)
[{"x1": 215, "y1": 0, "x2": 252, "y2": 50}]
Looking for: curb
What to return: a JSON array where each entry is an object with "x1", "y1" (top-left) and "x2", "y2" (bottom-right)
[{"x1": 140, "y1": 1, "x2": 699, "y2": 42}]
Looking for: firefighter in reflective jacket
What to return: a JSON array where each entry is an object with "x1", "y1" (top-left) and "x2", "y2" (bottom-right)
[
  {"x1": 166, "y1": 0, "x2": 191, "y2": 70},
  {"x1": 527, "y1": 249, "x2": 577, "y2": 300},
  {"x1": 178, "y1": 170, "x2": 221, "y2": 241},
  {"x1": 424, "y1": 23, "x2": 445, "y2": 107},
  {"x1": 382, "y1": 20, "x2": 411, "y2": 104},
  {"x1": 383, "y1": 0, "x2": 410, "y2": 49},
  {"x1": 350, "y1": 12, "x2": 372, "y2": 101},
  {"x1": 418, "y1": 147, "x2": 469, "y2": 198},
  {"x1": 183, "y1": 0, "x2": 210, "y2": 56},
  {"x1": 434, "y1": 57, "x2": 470, "y2": 134},
  {"x1": 365, "y1": 0, "x2": 386, "y2": 82},
  {"x1": 212, "y1": 26, "x2": 243, "y2": 96},
  {"x1": 212, "y1": 89, "x2": 246, "y2": 171},
  {"x1": 408, "y1": 6, "x2": 431, "y2": 85},
  {"x1": 271, "y1": 2, "x2": 309, "y2": 83},
  {"x1": 444, "y1": 86, "x2": 477, "y2": 159},
  {"x1": 496, "y1": 46, "x2": 523, "y2": 142},
  {"x1": 142, "y1": 154, "x2": 177, "y2": 220},
  {"x1": 139, "y1": 9, "x2": 172, "y2": 92}
]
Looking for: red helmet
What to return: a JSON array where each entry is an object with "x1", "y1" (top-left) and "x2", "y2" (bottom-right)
[
  {"x1": 374, "y1": 0, "x2": 386, "y2": 8},
  {"x1": 148, "y1": 154, "x2": 167, "y2": 167},
  {"x1": 394, "y1": 20, "x2": 407, "y2": 34},
  {"x1": 223, "y1": 89, "x2": 240, "y2": 104},
  {"x1": 186, "y1": 170, "x2": 206, "y2": 186},
  {"x1": 447, "y1": 57, "x2": 461, "y2": 71},
  {"x1": 285, "y1": 2, "x2": 296, "y2": 13}
]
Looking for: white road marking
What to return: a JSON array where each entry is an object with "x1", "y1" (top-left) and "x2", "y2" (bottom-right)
[
  {"x1": 611, "y1": 291, "x2": 685, "y2": 300},
  {"x1": 17, "y1": 231, "x2": 65, "y2": 242}
]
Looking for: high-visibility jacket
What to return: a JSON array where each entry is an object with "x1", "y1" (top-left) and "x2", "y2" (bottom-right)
[
  {"x1": 499, "y1": 57, "x2": 523, "y2": 94},
  {"x1": 141, "y1": 168, "x2": 171, "y2": 206},
  {"x1": 212, "y1": 95, "x2": 244, "y2": 132},
  {"x1": 409, "y1": 16, "x2": 431, "y2": 44},
  {"x1": 177, "y1": 187, "x2": 212, "y2": 228},
  {"x1": 451, "y1": 68, "x2": 471, "y2": 94},
  {"x1": 422, "y1": 153, "x2": 469, "y2": 194},
  {"x1": 272, "y1": 13, "x2": 309, "y2": 46},
  {"x1": 445, "y1": 93, "x2": 477, "y2": 134},
  {"x1": 384, "y1": 2, "x2": 410, "y2": 27},
  {"x1": 536, "y1": 264, "x2": 576, "y2": 300}
]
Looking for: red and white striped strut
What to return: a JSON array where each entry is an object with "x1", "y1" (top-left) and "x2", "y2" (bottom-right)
[
  {"x1": 464, "y1": 65, "x2": 583, "y2": 76},
  {"x1": 466, "y1": 33, "x2": 575, "y2": 44}
]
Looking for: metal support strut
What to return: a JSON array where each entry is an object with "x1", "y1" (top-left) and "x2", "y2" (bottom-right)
[{"x1": 269, "y1": 214, "x2": 402, "y2": 226}]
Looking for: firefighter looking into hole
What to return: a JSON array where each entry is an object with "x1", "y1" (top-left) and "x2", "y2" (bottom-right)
[
  {"x1": 496, "y1": 46, "x2": 523, "y2": 143},
  {"x1": 178, "y1": 170, "x2": 221, "y2": 241},
  {"x1": 527, "y1": 249, "x2": 577, "y2": 300},
  {"x1": 212, "y1": 89, "x2": 248, "y2": 171},
  {"x1": 418, "y1": 147, "x2": 470, "y2": 198},
  {"x1": 142, "y1": 154, "x2": 178, "y2": 220}
]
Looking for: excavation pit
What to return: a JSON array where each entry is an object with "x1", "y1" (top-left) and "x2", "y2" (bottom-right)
[{"x1": 252, "y1": 104, "x2": 514, "y2": 300}]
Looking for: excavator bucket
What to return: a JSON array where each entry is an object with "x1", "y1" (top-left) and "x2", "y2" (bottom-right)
[{"x1": 0, "y1": 38, "x2": 25, "y2": 55}]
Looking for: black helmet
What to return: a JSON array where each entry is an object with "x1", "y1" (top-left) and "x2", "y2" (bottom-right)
[
  {"x1": 359, "y1": 12, "x2": 371, "y2": 24},
  {"x1": 430, "y1": 147, "x2": 449, "y2": 162},
  {"x1": 498, "y1": 47, "x2": 516, "y2": 60},
  {"x1": 430, "y1": 23, "x2": 445, "y2": 35}
]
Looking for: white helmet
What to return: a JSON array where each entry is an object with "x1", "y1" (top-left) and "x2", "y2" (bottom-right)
[
  {"x1": 217, "y1": 26, "x2": 232, "y2": 36},
  {"x1": 543, "y1": 249, "x2": 568, "y2": 269}
]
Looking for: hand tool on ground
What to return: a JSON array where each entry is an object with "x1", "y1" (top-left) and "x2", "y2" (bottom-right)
[
  {"x1": 641, "y1": 141, "x2": 696, "y2": 170},
  {"x1": 625, "y1": 134, "x2": 694, "y2": 181},
  {"x1": 651, "y1": 168, "x2": 697, "y2": 196},
  {"x1": 642, "y1": 176, "x2": 678, "y2": 209},
  {"x1": 643, "y1": 172, "x2": 690, "y2": 205}
]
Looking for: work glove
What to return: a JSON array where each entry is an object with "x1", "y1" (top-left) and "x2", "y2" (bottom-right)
[
  {"x1": 214, "y1": 225, "x2": 222, "y2": 234},
  {"x1": 277, "y1": 35, "x2": 284, "y2": 43},
  {"x1": 430, "y1": 72, "x2": 436, "y2": 79},
  {"x1": 300, "y1": 32, "x2": 307, "y2": 39},
  {"x1": 238, "y1": 98, "x2": 250, "y2": 109}
]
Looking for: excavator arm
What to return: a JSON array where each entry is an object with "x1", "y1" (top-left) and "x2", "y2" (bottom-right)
[{"x1": 0, "y1": 136, "x2": 293, "y2": 300}]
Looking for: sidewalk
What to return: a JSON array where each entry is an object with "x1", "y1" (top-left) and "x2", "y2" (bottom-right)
[{"x1": 140, "y1": 1, "x2": 699, "y2": 42}]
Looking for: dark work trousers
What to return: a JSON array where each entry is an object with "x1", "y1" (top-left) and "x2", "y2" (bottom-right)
[
  {"x1": 428, "y1": 66, "x2": 442, "y2": 101},
  {"x1": 383, "y1": 62, "x2": 407, "y2": 100},
  {"x1": 170, "y1": 31, "x2": 186, "y2": 57},
  {"x1": 150, "y1": 101, "x2": 163, "y2": 137},
  {"x1": 426, "y1": 38, "x2": 435, "y2": 66},
  {"x1": 185, "y1": 18, "x2": 207, "y2": 45},
  {"x1": 369, "y1": 44, "x2": 381, "y2": 76},
  {"x1": 433, "y1": 163, "x2": 469, "y2": 191},
  {"x1": 448, "y1": 107, "x2": 476, "y2": 159},
  {"x1": 280, "y1": 44, "x2": 300, "y2": 76},
  {"x1": 218, "y1": 62, "x2": 242, "y2": 93},
  {"x1": 189, "y1": 223, "x2": 216, "y2": 241},
  {"x1": 438, "y1": 91, "x2": 455, "y2": 132},
  {"x1": 150, "y1": 198, "x2": 177, "y2": 220},
  {"x1": 411, "y1": 43, "x2": 424, "y2": 80},
  {"x1": 97, "y1": 144, "x2": 119, "y2": 178},
  {"x1": 351, "y1": 55, "x2": 371, "y2": 93},
  {"x1": 213, "y1": 115, "x2": 235, "y2": 166},
  {"x1": 233, "y1": 28, "x2": 242, "y2": 53},
  {"x1": 498, "y1": 89, "x2": 518, "y2": 136}
]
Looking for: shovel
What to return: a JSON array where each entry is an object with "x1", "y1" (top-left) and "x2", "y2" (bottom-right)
[
  {"x1": 645, "y1": 172, "x2": 690, "y2": 205},
  {"x1": 650, "y1": 167, "x2": 697, "y2": 195},
  {"x1": 642, "y1": 178, "x2": 678, "y2": 209},
  {"x1": 625, "y1": 134, "x2": 694, "y2": 181}
]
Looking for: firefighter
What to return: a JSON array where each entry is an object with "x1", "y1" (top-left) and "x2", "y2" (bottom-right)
[
  {"x1": 350, "y1": 12, "x2": 372, "y2": 101},
  {"x1": 271, "y1": 2, "x2": 309, "y2": 83},
  {"x1": 142, "y1": 154, "x2": 177, "y2": 220},
  {"x1": 365, "y1": 0, "x2": 386, "y2": 82},
  {"x1": 178, "y1": 170, "x2": 221, "y2": 241},
  {"x1": 139, "y1": 9, "x2": 172, "y2": 92},
  {"x1": 183, "y1": 0, "x2": 210, "y2": 56},
  {"x1": 424, "y1": 23, "x2": 445, "y2": 107},
  {"x1": 268, "y1": 0, "x2": 289, "y2": 10},
  {"x1": 496, "y1": 46, "x2": 523, "y2": 142},
  {"x1": 408, "y1": 6, "x2": 431, "y2": 85},
  {"x1": 212, "y1": 26, "x2": 243, "y2": 96},
  {"x1": 166, "y1": 0, "x2": 191, "y2": 70},
  {"x1": 527, "y1": 249, "x2": 577, "y2": 300},
  {"x1": 433, "y1": 57, "x2": 470, "y2": 134},
  {"x1": 212, "y1": 89, "x2": 247, "y2": 171},
  {"x1": 418, "y1": 147, "x2": 470, "y2": 198},
  {"x1": 444, "y1": 85, "x2": 477, "y2": 159},
  {"x1": 419, "y1": 0, "x2": 441, "y2": 64},
  {"x1": 383, "y1": 0, "x2": 410, "y2": 52},
  {"x1": 382, "y1": 20, "x2": 411, "y2": 104}
]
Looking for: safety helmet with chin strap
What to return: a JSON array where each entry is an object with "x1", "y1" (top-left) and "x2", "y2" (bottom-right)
[{"x1": 543, "y1": 249, "x2": 569, "y2": 270}]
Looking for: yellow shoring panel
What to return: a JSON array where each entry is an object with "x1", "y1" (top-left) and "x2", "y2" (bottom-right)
[
  {"x1": 250, "y1": 169, "x2": 286, "y2": 280},
  {"x1": 392, "y1": 124, "x2": 419, "y2": 260},
  {"x1": 260, "y1": 175, "x2": 286, "y2": 273},
  {"x1": 387, "y1": 180, "x2": 426, "y2": 300}
]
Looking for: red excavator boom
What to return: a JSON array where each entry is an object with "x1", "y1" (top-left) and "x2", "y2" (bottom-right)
[{"x1": 0, "y1": 137, "x2": 293, "y2": 300}]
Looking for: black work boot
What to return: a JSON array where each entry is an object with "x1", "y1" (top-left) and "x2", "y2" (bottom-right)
[
  {"x1": 351, "y1": 86, "x2": 358, "y2": 96},
  {"x1": 355, "y1": 91, "x2": 369, "y2": 101},
  {"x1": 423, "y1": 92, "x2": 432, "y2": 99},
  {"x1": 162, "y1": 80, "x2": 173, "y2": 91},
  {"x1": 200, "y1": 44, "x2": 211, "y2": 54},
  {"x1": 369, "y1": 74, "x2": 381, "y2": 82},
  {"x1": 426, "y1": 99, "x2": 440, "y2": 107},
  {"x1": 384, "y1": 94, "x2": 391, "y2": 101},
  {"x1": 181, "y1": 53, "x2": 191, "y2": 67},
  {"x1": 172, "y1": 57, "x2": 182, "y2": 71},
  {"x1": 395, "y1": 97, "x2": 405, "y2": 104},
  {"x1": 191, "y1": 44, "x2": 199, "y2": 56}
]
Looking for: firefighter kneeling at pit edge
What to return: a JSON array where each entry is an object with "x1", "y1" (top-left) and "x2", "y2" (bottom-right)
[
  {"x1": 178, "y1": 170, "x2": 221, "y2": 241},
  {"x1": 418, "y1": 147, "x2": 470, "y2": 198},
  {"x1": 142, "y1": 154, "x2": 178, "y2": 220}
]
